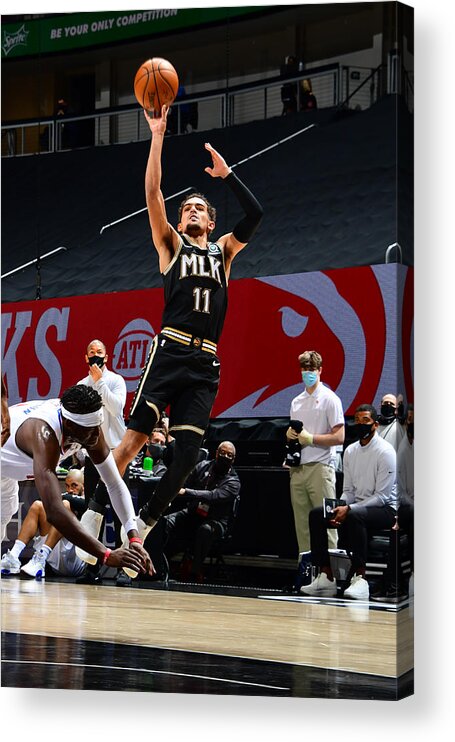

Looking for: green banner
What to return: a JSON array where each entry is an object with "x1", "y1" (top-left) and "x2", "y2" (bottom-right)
[{"x1": 1, "y1": 7, "x2": 267, "y2": 59}]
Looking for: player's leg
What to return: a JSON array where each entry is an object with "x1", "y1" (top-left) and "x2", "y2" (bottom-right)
[
  {"x1": 79, "y1": 336, "x2": 168, "y2": 558},
  {"x1": 2, "y1": 499, "x2": 51, "y2": 575},
  {"x1": 20, "y1": 501, "x2": 76, "y2": 578},
  {"x1": 140, "y1": 380, "x2": 216, "y2": 530}
]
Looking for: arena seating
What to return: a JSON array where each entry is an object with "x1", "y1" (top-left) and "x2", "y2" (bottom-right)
[{"x1": 2, "y1": 94, "x2": 413, "y2": 303}]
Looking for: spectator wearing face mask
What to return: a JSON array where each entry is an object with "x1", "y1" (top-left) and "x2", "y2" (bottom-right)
[
  {"x1": 74, "y1": 339, "x2": 128, "y2": 577},
  {"x1": 377, "y1": 393, "x2": 406, "y2": 451},
  {"x1": 286, "y1": 350, "x2": 345, "y2": 588},
  {"x1": 372, "y1": 403, "x2": 414, "y2": 601},
  {"x1": 144, "y1": 428, "x2": 169, "y2": 478},
  {"x1": 147, "y1": 441, "x2": 240, "y2": 583},
  {"x1": 301, "y1": 404, "x2": 397, "y2": 601}
]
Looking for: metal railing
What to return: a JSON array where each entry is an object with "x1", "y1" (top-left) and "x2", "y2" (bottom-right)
[{"x1": 1, "y1": 61, "x2": 408, "y2": 158}]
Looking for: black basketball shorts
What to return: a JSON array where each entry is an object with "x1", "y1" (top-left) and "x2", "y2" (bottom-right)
[{"x1": 127, "y1": 333, "x2": 221, "y2": 437}]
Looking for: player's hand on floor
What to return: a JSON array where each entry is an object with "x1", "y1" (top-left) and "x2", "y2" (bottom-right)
[
  {"x1": 107, "y1": 546, "x2": 147, "y2": 573},
  {"x1": 129, "y1": 541, "x2": 156, "y2": 576}
]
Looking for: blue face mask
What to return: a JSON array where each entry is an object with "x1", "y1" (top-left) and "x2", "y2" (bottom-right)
[{"x1": 302, "y1": 370, "x2": 318, "y2": 387}]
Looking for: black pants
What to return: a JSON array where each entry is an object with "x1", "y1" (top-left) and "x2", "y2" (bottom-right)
[
  {"x1": 309, "y1": 504, "x2": 396, "y2": 572},
  {"x1": 145, "y1": 509, "x2": 226, "y2": 575},
  {"x1": 384, "y1": 503, "x2": 414, "y2": 586}
]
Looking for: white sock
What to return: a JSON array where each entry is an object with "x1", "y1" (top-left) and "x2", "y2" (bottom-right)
[
  {"x1": 38, "y1": 545, "x2": 52, "y2": 561},
  {"x1": 11, "y1": 540, "x2": 26, "y2": 559}
]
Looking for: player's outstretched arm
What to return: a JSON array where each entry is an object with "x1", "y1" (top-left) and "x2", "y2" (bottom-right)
[
  {"x1": 204, "y1": 142, "x2": 263, "y2": 270},
  {"x1": 144, "y1": 105, "x2": 179, "y2": 271},
  {"x1": 23, "y1": 421, "x2": 147, "y2": 574},
  {"x1": 88, "y1": 439, "x2": 154, "y2": 574}
]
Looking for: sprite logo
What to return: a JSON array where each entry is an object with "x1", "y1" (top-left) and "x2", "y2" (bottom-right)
[{"x1": 2, "y1": 25, "x2": 29, "y2": 56}]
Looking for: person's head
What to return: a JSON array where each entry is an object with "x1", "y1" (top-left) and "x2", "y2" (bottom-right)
[
  {"x1": 353, "y1": 404, "x2": 378, "y2": 445},
  {"x1": 149, "y1": 428, "x2": 166, "y2": 446},
  {"x1": 65, "y1": 469, "x2": 84, "y2": 495},
  {"x1": 85, "y1": 339, "x2": 107, "y2": 370},
  {"x1": 178, "y1": 193, "x2": 216, "y2": 238},
  {"x1": 406, "y1": 403, "x2": 414, "y2": 442},
  {"x1": 60, "y1": 385, "x2": 104, "y2": 448},
  {"x1": 298, "y1": 350, "x2": 322, "y2": 389},
  {"x1": 380, "y1": 393, "x2": 397, "y2": 420},
  {"x1": 147, "y1": 428, "x2": 167, "y2": 462},
  {"x1": 302, "y1": 79, "x2": 313, "y2": 93},
  {"x1": 215, "y1": 441, "x2": 236, "y2": 475}
]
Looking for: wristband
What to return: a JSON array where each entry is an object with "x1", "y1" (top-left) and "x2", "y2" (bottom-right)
[
  {"x1": 129, "y1": 537, "x2": 143, "y2": 545},
  {"x1": 102, "y1": 548, "x2": 111, "y2": 564}
]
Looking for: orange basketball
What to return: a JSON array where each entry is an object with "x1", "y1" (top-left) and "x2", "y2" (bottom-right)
[{"x1": 134, "y1": 57, "x2": 179, "y2": 113}]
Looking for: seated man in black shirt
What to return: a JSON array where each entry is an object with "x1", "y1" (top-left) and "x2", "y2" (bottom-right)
[{"x1": 148, "y1": 441, "x2": 240, "y2": 583}]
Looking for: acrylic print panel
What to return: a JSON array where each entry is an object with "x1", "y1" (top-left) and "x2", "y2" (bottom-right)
[{"x1": 1, "y1": 0, "x2": 413, "y2": 705}]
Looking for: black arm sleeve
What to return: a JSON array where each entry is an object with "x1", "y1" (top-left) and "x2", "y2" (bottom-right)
[{"x1": 224, "y1": 171, "x2": 264, "y2": 243}]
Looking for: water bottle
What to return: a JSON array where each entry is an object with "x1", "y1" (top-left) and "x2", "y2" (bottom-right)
[{"x1": 142, "y1": 456, "x2": 154, "y2": 477}]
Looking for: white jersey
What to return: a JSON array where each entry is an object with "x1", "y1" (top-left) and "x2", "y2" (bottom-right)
[{"x1": 1, "y1": 399, "x2": 82, "y2": 482}]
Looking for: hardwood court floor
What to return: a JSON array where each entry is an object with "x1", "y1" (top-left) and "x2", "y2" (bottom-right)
[{"x1": 1, "y1": 577, "x2": 414, "y2": 699}]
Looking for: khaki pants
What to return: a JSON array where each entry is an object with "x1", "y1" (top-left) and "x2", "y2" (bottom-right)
[{"x1": 289, "y1": 462, "x2": 338, "y2": 554}]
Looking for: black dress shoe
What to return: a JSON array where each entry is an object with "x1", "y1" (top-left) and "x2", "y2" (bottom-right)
[
  {"x1": 76, "y1": 570, "x2": 102, "y2": 585},
  {"x1": 115, "y1": 571, "x2": 133, "y2": 587},
  {"x1": 370, "y1": 583, "x2": 408, "y2": 602}
]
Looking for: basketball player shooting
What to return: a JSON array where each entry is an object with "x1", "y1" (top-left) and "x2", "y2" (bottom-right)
[{"x1": 83, "y1": 103, "x2": 263, "y2": 552}]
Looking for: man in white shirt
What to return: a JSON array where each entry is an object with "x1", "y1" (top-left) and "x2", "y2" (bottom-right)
[
  {"x1": 374, "y1": 403, "x2": 414, "y2": 600},
  {"x1": 377, "y1": 393, "x2": 406, "y2": 451},
  {"x1": 301, "y1": 403, "x2": 397, "y2": 600},
  {"x1": 75, "y1": 339, "x2": 127, "y2": 566},
  {"x1": 286, "y1": 350, "x2": 345, "y2": 586}
]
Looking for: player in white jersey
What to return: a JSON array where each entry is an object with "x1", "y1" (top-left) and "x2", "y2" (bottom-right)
[{"x1": 1, "y1": 383, "x2": 152, "y2": 576}]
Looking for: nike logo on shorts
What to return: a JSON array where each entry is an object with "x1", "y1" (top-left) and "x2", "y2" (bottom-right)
[{"x1": 213, "y1": 360, "x2": 220, "y2": 366}]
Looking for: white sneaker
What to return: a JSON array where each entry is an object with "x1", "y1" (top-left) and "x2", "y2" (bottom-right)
[
  {"x1": 21, "y1": 550, "x2": 47, "y2": 579},
  {"x1": 300, "y1": 572, "x2": 337, "y2": 597},
  {"x1": 120, "y1": 516, "x2": 153, "y2": 579},
  {"x1": 1, "y1": 550, "x2": 21, "y2": 575},
  {"x1": 408, "y1": 573, "x2": 414, "y2": 597},
  {"x1": 75, "y1": 510, "x2": 104, "y2": 565},
  {"x1": 344, "y1": 574, "x2": 369, "y2": 600}
]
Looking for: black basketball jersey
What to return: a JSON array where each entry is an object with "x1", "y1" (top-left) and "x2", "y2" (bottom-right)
[{"x1": 161, "y1": 234, "x2": 228, "y2": 343}]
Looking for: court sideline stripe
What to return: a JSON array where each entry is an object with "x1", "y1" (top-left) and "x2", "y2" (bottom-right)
[{"x1": 2, "y1": 658, "x2": 290, "y2": 691}]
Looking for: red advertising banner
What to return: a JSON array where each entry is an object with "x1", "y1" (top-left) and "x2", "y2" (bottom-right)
[{"x1": 1, "y1": 264, "x2": 413, "y2": 417}]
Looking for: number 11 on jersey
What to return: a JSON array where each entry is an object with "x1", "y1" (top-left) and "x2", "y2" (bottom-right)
[{"x1": 193, "y1": 287, "x2": 212, "y2": 313}]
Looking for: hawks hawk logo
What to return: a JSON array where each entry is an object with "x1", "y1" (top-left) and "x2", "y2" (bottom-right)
[{"x1": 212, "y1": 265, "x2": 413, "y2": 417}]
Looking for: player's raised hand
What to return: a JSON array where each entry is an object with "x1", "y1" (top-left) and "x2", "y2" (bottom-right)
[
  {"x1": 144, "y1": 105, "x2": 169, "y2": 136},
  {"x1": 204, "y1": 142, "x2": 231, "y2": 179}
]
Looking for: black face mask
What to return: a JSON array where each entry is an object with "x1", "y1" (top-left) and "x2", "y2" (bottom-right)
[
  {"x1": 88, "y1": 355, "x2": 106, "y2": 368},
  {"x1": 407, "y1": 423, "x2": 414, "y2": 440},
  {"x1": 147, "y1": 443, "x2": 165, "y2": 462},
  {"x1": 214, "y1": 456, "x2": 232, "y2": 475},
  {"x1": 380, "y1": 402, "x2": 396, "y2": 423},
  {"x1": 352, "y1": 423, "x2": 375, "y2": 441}
]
